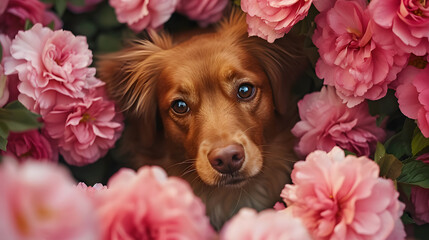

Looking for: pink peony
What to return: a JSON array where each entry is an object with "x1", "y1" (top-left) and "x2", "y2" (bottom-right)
[
  {"x1": 43, "y1": 87, "x2": 123, "y2": 166},
  {"x1": 0, "y1": 0, "x2": 61, "y2": 37},
  {"x1": 369, "y1": 0, "x2": 429, "y2": 55},
  {"x1": 68, "y1": 0, "x2": 103, "y2": 14},
  {"x1": 76, "y1": 182, "x2": 107, "y2": 205},
  {"x1": 395, "y1": 58, "x2": 429, "y2": 137},
  {"x1": 411, "y1": 186, "x2": 429, "y2": 225},
  {"x1": 282, "y1": 147, "x2": 405, "y2": 240},
  {"x1": 313, "y1": 0, "x2": 408, "y2": 107},
  {"x1": 2, "y1": 130, "x2": 58, "y2": 162},
  {"x1": 109, "y1": 0, "x2": 179, "y2": 32},
  {"x1": 0, "y1": 156, "x2": 99, "y2": 239},
  {"x1": 241, "y1": 0, "x2": 313, "y2": 43},
  {"x1": 4, "y1": 24, "x2": 102, "y2": 114},
  {"x1": 313, "y1": 0, "x2": 336, "y2": 12},
  {"x1": 291, "y1": 86, "x2": 385, "y2": 157},
  {"x1": 220, "y1": 208, "x2": 312, "y2": 240},
  {"x1": 176, "y1": 0, "x2": 228, "y2": 27},
  {"x1": 97, "y1": 166, "x2": 215, "y2": 240}
]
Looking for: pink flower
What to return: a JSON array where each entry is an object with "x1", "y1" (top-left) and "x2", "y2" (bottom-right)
[
  {"x1": 68, "y1": 0, "x2": 103, "y2": 14},
  {"x1": 76, "y1": 182, "x2": 107, "y2": 205},
  {"x1": 4, "y1": 24, "x2": 101, "y2": 114},
  {"x1": 0, "y1": 156, "x2": 99, "y2": 239},
  {"x1": 43, "y1": 88, "x2": 124, "y2": 166},
  {"x1": 109, "y1": 0, "x2": 179, "y2": 32},
  {"x1": 0, "y1": 34, "x2": 12, "y2": 107},
  {"x1": 411, "y1": 186, "x2": 429, "y2": 225},
  {"x1": 98, "y1": 166, "x2": 215, "y2": 240},
  {"x1": 0, "y1": 0, "x2": 61, "y2": 37},
  {"x1": 241, "y1": 0, "x2": 313, "y2": 43},
  {"x1": 291, "y1": 86, "x2": 385, "y2": 157},
  {"x1": 2, "y1": 130, "x2": 58, "y2": 162},
  {"x1": 395, "y1": 58, "x2": 429, "y2": 137},
  {"x1": 220, "y1": 208, "x2": 312, "y2": 240},
  {"x1": 282, "y1": 147, "x2": 405, "y2": 240},
  {"x1": 369, "y1": 0, "x2": 429, "y2": 55},
  {"x1": 313, "y1": 0, "x2": 408, "y2": 107},
  {"x1": 176, "y1": 0, "x2": 228, "y2": 27},
  {"x1": 313, "y1": 0, "x2": 336, "y2": 12}
]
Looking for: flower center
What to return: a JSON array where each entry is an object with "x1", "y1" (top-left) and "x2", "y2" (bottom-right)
[
  {"x1": 408, "y1": 55, "x2": 428, "y2": 69},
  {"x1": 80, "y1": 113, "x2": 95, "y2": 123}
]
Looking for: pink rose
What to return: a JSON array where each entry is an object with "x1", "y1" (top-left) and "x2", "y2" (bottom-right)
[
  {"x1": 369, "y1": 0, "x2": 429, "y2": 55},
  {"x1": 68, "y1": 0, "x2": 103, "y2": 14},
  {"x1": 0, "y1": 0, "x2": 61, "y2": 37},
  {"x1": 220, "y1": 208, "x2": 312, "y2": 240},
  {"x1": 0, "y1": 156, "x2": 99, "y2": 239},
  {"x1": 395, "y1": 58, "x2": 429, "y2": 137},
  {"x1": 176, "y1": 0, "x2": 228, "y2": 27},
  {"x1": 98, "y1": 166, "x2": 215, "y2": 240},
  {"x1": 43, "y1": 88, "x2": 124, "y2": 166},
  {"x1": 4, "y1": 24, "x2": 101, "y2": 114},
  {"x1": 2, "y1": 130, "x2": 58, "y2": 162},
  {"x1": 241, "y1": 0, "x2": 313, "y2": 43},
  {"x1": 313, "y1": 0, "x2": 408, "y2": 107},
  {"x1": 291, "y1": 86, "x2": 385, "y2": 157},
  {"x1": 411, "y1": 186, "x2": 429, "y2": 224},
  {"x1": 109, "y1": 0, "x2": 179, "y2": 32},
  {"x1": 282, "y1": 147, "x2": 406, "y2": 240}
]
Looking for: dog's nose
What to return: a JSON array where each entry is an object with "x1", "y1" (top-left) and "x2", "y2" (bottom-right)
[{"x1": 208, "y1": 144, "x2": 245, "y2": 174}]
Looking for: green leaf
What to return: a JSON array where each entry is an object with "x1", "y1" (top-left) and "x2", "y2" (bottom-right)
[
  {"x1": 344, "y1": 150, "x2": 357, "y2": 156},
  {"x1": 0, "y1": 137, "x2": 7, "y2": 151},
  {"x1": 401, "y1": 212, "x2": 415, "y2": 224},
  {"x1": 40, "y1": 0, "x2": 56, "y2": 4},
  {"x1": 233, "y1": 0, "x2": 241, "y2": 6},
  {"x1": 67, "y1": 0, "x2": 85, "y2": 6},
  {"x1": 0, "y1": 101, "x2": 42, "y2": 132},
  {"x1": 374, "y1": 142, "x2": 386, "y2": 163},
  {"x1": 55, "y1": 0, "x2": 67, "y2": 17},
  {"x1": 368, "y1": 89, "x2": 399, "y2": 116},
  {"x1": 376, "y1": 153, "x2": 403, "y2": 180},
  {"x1": 384, "y1": 119, "x2": 415, "y2": 159},
  {"x1": 412, "y1": 127, "x2": 429, "y2": 156},
  {"x1": 47, "y1": 21, "x2": 55, "y2": 30},
  {"x1": 24, "y1": 19, "x2": 34, "y2": 30},
  {"x1": 94, "y1": 4, "x2": 121, "y2": 30},
  {"x1": 397, "y1": 159, "x2": 429, "y2": 188}
]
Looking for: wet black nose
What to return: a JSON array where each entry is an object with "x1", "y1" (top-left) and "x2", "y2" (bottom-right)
[{"x1": 207, "y1": 145, "x2": 245, "y2": 174}]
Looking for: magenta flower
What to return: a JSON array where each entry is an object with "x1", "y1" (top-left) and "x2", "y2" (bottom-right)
[
  {"x1": 282, "y1": 147, "x2": 405, "y2": 240},
  {"x1": 220, "y1": 208, "x2": 311, "y2": 240},
  {"x1": 2, "y1": 130, "x2": 58, "y2": 163},
  {"x1": 369, "y1": 0, "x2": 429, "y2": 55},
  {"x1": 411, "y1": 186, "x2": 429, "y2": 224},
  {"x1": 313, "y1": 0, "x2": 408, "y2": 107},
  {"x1": 176, "y1": 0, "x2": 228, "y2": 27},
  {"x1": 0, "y1": 156, "x2": 99, "y2": 239},
  {"x1": 109, "y1": 0, "x2": 179, "y2": 32},
  {"x1": 0, "y1": 0, "x2": 61, "y2": 37},
  {"x1": 241, "y1": 0, "x2": 313, "y2": 43},
  {"x1": 98, "y1": 166, "x2": 215, "y2": 240},
  {"x1": 4, "y1": 24, "x2": 102, "y2": 114},
  {"x1": 68, "y1": 0, "x2": 103, "y2": 14},
  {"x1": 291, "y1": 86, "x2": 385, "y2": 157},
  {"x1": 43, "y1": 87, "x2": 123, "y2": 166},
  {"x1": 395, "y1": 58, "x2": 429, "y2": 137}
]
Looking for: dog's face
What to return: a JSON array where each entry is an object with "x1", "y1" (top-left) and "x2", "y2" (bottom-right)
[
  {"x1": 156, "y1": 35, "x2": 275, "y2": 186},
  {"x1": 97, "y1": 13, "x2": 303, "y2": 188}
]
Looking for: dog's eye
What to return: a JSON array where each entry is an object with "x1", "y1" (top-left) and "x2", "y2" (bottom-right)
[
  {"x1": 237, "y1": 83, "x2": 255, "y2": 100},
  {"x1": 171, "y1": 100, "x2": 189, "y2": 114}
]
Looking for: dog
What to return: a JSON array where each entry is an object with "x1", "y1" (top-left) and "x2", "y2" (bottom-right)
[{"x1": 97, "y1": 10, "x2": 307, "y2": 229}]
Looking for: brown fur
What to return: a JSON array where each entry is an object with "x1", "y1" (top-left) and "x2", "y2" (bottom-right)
[{"x1": 97, "y1": 11, "x2": 306, "y2": 229}]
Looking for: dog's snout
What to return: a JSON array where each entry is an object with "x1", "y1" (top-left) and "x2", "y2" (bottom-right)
[{"x1": 208, "y1": 144, "x2": 245, "y2": 174}]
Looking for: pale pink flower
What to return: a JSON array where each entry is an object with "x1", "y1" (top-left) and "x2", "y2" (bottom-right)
[
  {"x1": 4, "y1": 24, "x2": 102, "y2": 114},
  {"x1": 109, "y1": 0, "x2": 179, "y2": 32},
  {"x1": 313, "y1": 0, "x2": 408, "y2": 107},
  {"x1": 0, "y1": 0, "x2": 61, "y2": 37},
  {"x1": 291, "y1": 86, "x2": 385, "y2": 157},
  {"x1": 220, "y1": 208, "x2": 312, "y2": 240},
  {"x1": 76, "y1": 182, "x2": 107, "y2": 205},
  {"x1": 98, "y1": 166, "x2": 215, "y2": 240},
  {"x1": 43, "y1": 87, "x2": 124, "y2": 166},
  {"x1": 0, "y1": 156, "x2": 99, "y2": 239},
  {"x1": 68, "y1": 0, "x2": 103, "y2": 14},
  {"x1": 369, "y1": 0, "x2": 429, "y2": 55},
  {"x1": 0, "y1": 34, "x2": 12, "y2": 107},
  {"x1": 395, "y1": 58, "x2": 429, "y2": 137},
  {"x1": 176, "y1": 0, "x2": 228, "y2": 27},
  {"x1": 282, "y1": 147, "x2": 406, "y2": 240},
  {"x1": 241, "y1": 0, "x2": 313, "y2": 43},
  {"x1": 2, "y1": 130, "x2": 58, "y2": 162},
  {"x1": 411, "y1": 186, "x2": 429, "y2": 225}
]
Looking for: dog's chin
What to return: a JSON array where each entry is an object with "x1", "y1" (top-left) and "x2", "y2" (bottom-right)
[{"x1": 216, "y1": 173, "x2": 250, "y2": 188}]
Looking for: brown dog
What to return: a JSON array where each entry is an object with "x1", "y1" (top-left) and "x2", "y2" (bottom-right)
[{"x1": 97, "y1": 11, "x2": 306, "y2": 229}]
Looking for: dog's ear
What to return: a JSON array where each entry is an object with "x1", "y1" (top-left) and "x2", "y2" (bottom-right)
[
  {"x1": 97, "y1": 32, "x2": 173, "y2": 146},
  {"x1": 218, "y1": 9, "x2": 307, "y2": 116}
]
